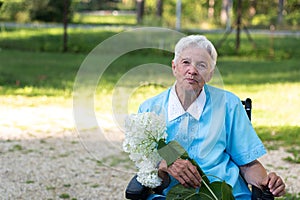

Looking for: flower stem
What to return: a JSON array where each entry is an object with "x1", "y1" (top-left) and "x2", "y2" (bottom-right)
[
  {"x1": 201, "y1": 180, "x2": 218, "y2": 200},
  {"x1": 184, "y1": 192, "x2": 198, "y2": 200}
]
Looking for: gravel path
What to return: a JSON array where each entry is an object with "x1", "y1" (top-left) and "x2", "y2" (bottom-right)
[{"x1": 0, "y1": 100, "x2": 299, "y2": 199}]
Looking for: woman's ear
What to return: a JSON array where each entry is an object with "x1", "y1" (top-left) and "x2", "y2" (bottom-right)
[
  {"x1": 171, "y1": 60, "x2": 177, "y2": 76},
  {"x1": 205, "y1": 69, "x2": 215, "y2": 83}
]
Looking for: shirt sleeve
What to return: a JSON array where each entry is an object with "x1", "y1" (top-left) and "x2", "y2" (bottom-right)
[{"x1": 225, "y1": 97, "x2": 267, "y2": 166}]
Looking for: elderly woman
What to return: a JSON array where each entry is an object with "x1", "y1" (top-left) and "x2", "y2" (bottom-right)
[{"x1": 137, "y1": 35, "x2": 285, "y2": 199}]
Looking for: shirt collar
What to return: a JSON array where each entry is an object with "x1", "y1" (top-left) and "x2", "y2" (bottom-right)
[{"x1": 168, "y1": 84, "x2": 206, "y2": 121}]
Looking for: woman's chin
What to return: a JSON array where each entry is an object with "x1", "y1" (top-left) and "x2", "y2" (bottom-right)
[{"x1": 183, "y1": 84, "x2": 202, "y2": 93}]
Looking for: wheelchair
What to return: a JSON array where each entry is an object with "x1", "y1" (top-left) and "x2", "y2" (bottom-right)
[{"x1": 125, "y1": 98, "x2": 274, "y2": 200}]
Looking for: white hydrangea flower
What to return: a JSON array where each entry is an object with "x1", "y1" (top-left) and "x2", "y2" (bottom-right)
[{"x1": 123, "y1": 112, "x2": 167, "y2": 188}]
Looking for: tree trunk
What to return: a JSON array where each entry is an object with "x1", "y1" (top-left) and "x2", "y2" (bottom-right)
[
  {"x1": 208, "y1": 0, "x2": 215, "y2": 19},
  {"x1": 220, "y1": 0, "x2": 232, "y2": 31},
  {"x1": 136, "y1": 0, "x2": 145, "y2": 24},
  {"x1": 236, "y1": 0, "x2": 242, "y2": 51},
  {"x1": 176, "y1": 0, "x2": 181, "y2": 30},
  {"x1": 277, "y1": 0, "x2": 284, "y2": 25},
  {"x1": 63, "y1": 0, "x2": 69, "y2": 52},
  {"x1": 156, "y1": 0, "x2": 163, "y2": 17}
]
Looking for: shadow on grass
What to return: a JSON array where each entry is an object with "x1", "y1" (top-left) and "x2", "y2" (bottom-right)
[
  {"x1": 256, "y1": 125, "x2": 300, "y2": 148},
  {"x1": 218, "y1": 58, "x2": 300, "y2": 85}
]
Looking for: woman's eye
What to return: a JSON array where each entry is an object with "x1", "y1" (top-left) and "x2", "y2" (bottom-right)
[{"x1": 197, "y1": 64, "x2": 208, "y2": 69}]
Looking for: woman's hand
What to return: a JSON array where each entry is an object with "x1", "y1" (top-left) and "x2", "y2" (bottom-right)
[
  {"x1": 261, "y1": 172, "x2": 286, "y2": 197},
  {"x1": 159, "y1": 159, "x2": 202, "y2": 188},
  {"x1": 240, "y1": 160, "x2": 286, "y2": 197}
]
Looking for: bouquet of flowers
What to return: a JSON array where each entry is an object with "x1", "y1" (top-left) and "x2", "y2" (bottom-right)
[
  {"x1": 123, "y1": 112, "x2": 167, "y2": 188},
  {"x1": 123, "y1": 112, "x2": 234, "y2": 200}
]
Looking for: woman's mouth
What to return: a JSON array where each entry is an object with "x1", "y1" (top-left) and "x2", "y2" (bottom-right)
[{"x1": 185, "y1": 78, "x2": 198, "y2": 83}]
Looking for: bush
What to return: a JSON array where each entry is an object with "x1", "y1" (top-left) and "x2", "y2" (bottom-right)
[
  {"x1": 30, "y1": 0, "x2": 73, "y2": 22},
  {"x1": 0, "y1": 0, "x2": 73, "y2": 23},
  {"x1": 0, "y1": 1, "x2": 26, "y2": 22}
]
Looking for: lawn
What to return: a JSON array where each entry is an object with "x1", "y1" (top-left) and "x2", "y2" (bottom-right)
[
  {"x1": 72, "y1": 12, "x2": 136, "y2": 26},
  {"x1": 0, "y1": 27, "x2": 299, "y2": 198},
  {"x1": 0, "y1": 27, "x2": 299, "y2": 154}
]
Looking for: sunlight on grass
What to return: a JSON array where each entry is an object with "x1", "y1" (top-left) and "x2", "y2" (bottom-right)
[
  {"x1": 127, "y1": 85, "x2": 168, "y2": 113},
  {"x1": 72, "y1": 13, "x2": 136, "y2": 25},
  {"x1": 225, "y1": 83, "x2": 300, "y2": 127},
  {"x1": 0, "y1": 27, "x2": 63, "y2": 39},
  {"x1": 0, "y1": 27, "x2": 124, "y2": 52}
]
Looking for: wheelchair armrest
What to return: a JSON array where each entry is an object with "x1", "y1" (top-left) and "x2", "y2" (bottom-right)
[
  {"x1": 125, "y1": 175, "x2": 152, "y2": 200},
  {"x1": 251, "y1": 185, "x2": 274, "y2": 200}
]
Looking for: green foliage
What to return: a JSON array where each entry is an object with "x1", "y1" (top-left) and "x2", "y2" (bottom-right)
[
  {"x1": 141, "y1": 0, "x2": 299, "y2": 29},
  {"x1": 59, "y1": 193, "x2": 70, "y2": 199},
  {"x1": 0, "y1": 0, "x2": 28, "y2": 22},
  {"x1": 9, "y1": 144, "x2": 23, "y2": 152},
  {"x1": 0, "y1": 0, "x2": 299, "y2": 28},
  {"x1": 278, "y1": 193, "x2": 300, "y2": 200},
  {"x1": 30, "y1": 0, "x2": 73, "y2": 22},
  {"x1": 161, "y1": 0, "x2": 209, "y2": 29},
  {"x1": 26, "y1": 180, "x2": 35, "y2": 184},
  {"x1": 0, "y1": 0, "x2": 73, "y2": 22},
  {"x1": 284, "y1": 147, "x2": 300, "y2": 164},
  {"x1": 158, "y1": 140, "x2": 234, "y2": 200},
  {"x1": 74, "y1": 0, "x2": 120, "y2": 11},
  {"x1": 166, "y1": 185, "x2": 199, "y2": 200},
  {"x1": 157, "y1": 140, "x2": 186, "y2": 167}
]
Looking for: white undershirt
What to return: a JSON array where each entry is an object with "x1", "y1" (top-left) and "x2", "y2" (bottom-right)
[{"x1": 168, "y1": 85, "x2": 206, "y2": 121}]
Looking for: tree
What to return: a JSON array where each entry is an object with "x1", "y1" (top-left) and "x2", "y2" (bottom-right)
[
  {"x1": 30, "y1": 0, "x2": 72, "y2": 22},
  {"x1": 220, "y1": 0, "x2": 232, "y2": 31},
  {"x1": 63, "y1": 0, "x2": 70, "y2": 52},
  {"x1": 175, "y1": 0, "x2": 181, "y2": 30},
  {"x1": 156, "y1": 0, "x2": 163, "y2": 17},
  {"x1": 277, "y1": 0, "x2": 284, "y2": 25},
  {"x1": 208, "y1": 0, "x2": 215, "y2": 19},
  {"x1": 235, "y1": 0, "x2": 242, "y2": 50},
  {"x1": 136, "y1": 0, "x2": 145, "y2": 24}
]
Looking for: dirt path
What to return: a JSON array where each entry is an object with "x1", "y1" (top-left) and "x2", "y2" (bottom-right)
[{"x1": 0, "y1": 100, "x2": 299, "y2": 199}]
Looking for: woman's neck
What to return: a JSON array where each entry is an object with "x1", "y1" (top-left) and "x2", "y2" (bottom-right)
[{"x1": 175, "y1": 86, "x2": 202, "y2": 110}]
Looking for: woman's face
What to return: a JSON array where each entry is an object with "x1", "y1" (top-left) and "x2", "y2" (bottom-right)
[{"x1": 172, "y1": 47, "x2": 213, "y2": 93}]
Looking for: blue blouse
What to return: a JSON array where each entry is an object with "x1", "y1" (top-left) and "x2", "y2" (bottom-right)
[{"x1": 138, "y1": 84, "x2": 266, "y2": 200}]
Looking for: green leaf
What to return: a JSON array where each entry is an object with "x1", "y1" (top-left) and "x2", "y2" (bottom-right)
[
  {"x1": 221, "y1": 181, "x2": 235, "y2": 200},
  {"x1": 157, "y1": 140, "x2": 187, "y2": 166},
  {"x1": 198, "y1": 181, "x2": 234, "y2": 200},
  {"x1": 167, "y1": 182, "x2": 234, "y2": 200},
  {"x1": 157, "y1": 139, "x2": 167, "y2": 149},
  {"x1": 190, "y1": 159, "x2": 210, "y2": 184},
  {"x1": 157, "y1": 140, "x2": 235, "y2": 200},
  {"x1": 199, "y1": 181, "x2": 222, "y2": 200},
  {"x1": 166, "y1": 184, "x2": 200, "y2": 200}
]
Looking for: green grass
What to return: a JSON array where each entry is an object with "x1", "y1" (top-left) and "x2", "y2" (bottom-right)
[
  {"x1": 2, "y1": 49, "x2": 298, "y2": 150},
  {"x1": 0, "y1": 50, "x2": 83, "y2": 96},
  {"x1": 0, "y1": 26, "x2": 124, "y2": 53},
  {"x1": 72, "y1": 12, "x2": 136, "y2": 25},
  {"x1": 0, "y1": 29, "x2": 299, "y2": 157},
  {"x1": 1, "y1": 26, "x2": 300, "y2": 57}
]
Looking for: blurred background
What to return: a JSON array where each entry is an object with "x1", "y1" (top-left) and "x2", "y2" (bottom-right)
[{"x1": 0, "y1": 0, "x2": 299, "y2": 199}]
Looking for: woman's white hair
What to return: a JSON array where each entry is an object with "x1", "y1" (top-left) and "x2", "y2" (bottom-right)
[{"x1": 173, "y1": 35, "x2": 218, "y2": 70}]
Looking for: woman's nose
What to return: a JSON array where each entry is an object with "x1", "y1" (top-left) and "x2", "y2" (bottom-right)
[{"x1": 188, "y1": 65, "x2": 198, "y2": 75}]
